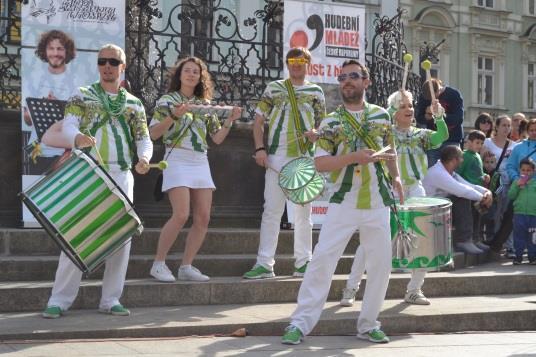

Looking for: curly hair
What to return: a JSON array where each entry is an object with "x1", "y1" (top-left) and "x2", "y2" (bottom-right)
[
  {"x1": 168, "y1": 57, "x2": 214, "y2": 100},
  {"x1": 35, "y1": 30, "x2": 76, "y2": 64}
]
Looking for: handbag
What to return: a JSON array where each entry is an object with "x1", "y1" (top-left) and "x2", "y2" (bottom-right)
[{"x1": 488, "y1": 140, "x2": 510, "y2": 196}]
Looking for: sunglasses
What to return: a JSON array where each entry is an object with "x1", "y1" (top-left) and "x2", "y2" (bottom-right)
[
  {"x1": 337, "y1": 72, "x2": 364, "y2": 82},
  {"x1": 97, "y1": 58, "x2": 122, "y2": 66},
  {"x1": 287, "y1": 57, "x2": 309, "y2": 65}
]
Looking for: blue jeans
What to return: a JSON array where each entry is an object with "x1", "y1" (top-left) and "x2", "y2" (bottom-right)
[
  {"x1": 426, "y1": 141, "x2": 461, "y2": 168},
  {"x1": 512, "y1": 214, "x2": 536, "y2": 261}
]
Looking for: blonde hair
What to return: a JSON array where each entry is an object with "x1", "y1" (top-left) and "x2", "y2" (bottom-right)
[
  {"x1": 98, "y1": 43, "x2": 126, "y2": 64},
  {"x1": 387, "y1": 90, "x2": 413, "y2": 110}
]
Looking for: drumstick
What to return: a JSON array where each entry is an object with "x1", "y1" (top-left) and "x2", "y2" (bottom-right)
[
  {"x1": 251, "y1": 155, "x2": 280, "y2": 174},
  {"x1": 86, "y1": 138, "x2": 105, "y2": 167},
  {"x1": 371, "y1": 145, "x2": 392, "y2": 158},
  {"x1": 421, "y1": 60, "x2": 436, "y2": 102},
  {"x1": 401, "y1": 53, "x2": 413, "y2": 91},
  {"x1": 148, "y1": 160, "x2": 168, "y2": 170}
]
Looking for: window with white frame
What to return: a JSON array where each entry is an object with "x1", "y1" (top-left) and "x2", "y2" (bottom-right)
[
  {"x1": 529, "y1": 0, "x2": 536, "y2": 15},
  {"x1": 528, "y1": 63, "x2": 536, "y2": 109},
  {"x1": 477, "y1": 0, "x2": 494, "y2": 8},
  {"x1": 477, "y1": 56, "x2": 494, "y2": 105}
]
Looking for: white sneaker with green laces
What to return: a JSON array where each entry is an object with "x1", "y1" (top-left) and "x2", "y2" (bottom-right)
[{"x1": 357, "y1": 328, "x2": 390, "y2": 343}]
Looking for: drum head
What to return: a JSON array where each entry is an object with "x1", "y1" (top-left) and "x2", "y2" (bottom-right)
[
  {"x1": 399, "y1": 196, "x2": 452, "y2": 209},
  {"x1": 279, "y1": 157, "x2": 316, "y2": 191},
  {"x1": 287, "y1": 173, "x2": 325, "y2": 205}
]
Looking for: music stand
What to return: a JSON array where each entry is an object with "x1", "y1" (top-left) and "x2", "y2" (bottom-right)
[{"x1": 25, "y1": 97, "x2": 67, "y2": 141}]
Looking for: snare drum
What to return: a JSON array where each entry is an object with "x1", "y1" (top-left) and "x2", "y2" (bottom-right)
[
  {"x1": 278, "y1": 157, "x2": 325, "y2": 205},
  {"x1": 20, "y1": 150, "x2": 143, "y2": 274},
  {"x1": 391, "y1": 196, "x2": 452, "y2": 271}
]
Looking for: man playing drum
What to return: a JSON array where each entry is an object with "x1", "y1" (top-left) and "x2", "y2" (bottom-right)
[
  {"x1": 244, "y1": 47, "x2": 326, "y2": 279},
  {"x1": 282, "y1": 60, "x2": 403, "y2": 345},
  {"x1": 340, "y1": 89, "x2": 448, "y2": 307},
  {"x1": 42, "y1": 44, "x2": 153, "y2": 318}
]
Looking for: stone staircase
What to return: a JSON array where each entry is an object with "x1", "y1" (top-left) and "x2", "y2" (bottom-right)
[{"x1": 0, "y1": 228, "x2": 535, "y2": 340}]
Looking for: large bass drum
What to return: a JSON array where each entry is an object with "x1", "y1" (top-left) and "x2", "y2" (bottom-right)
[
  {"x1": 20, "y1": 150, "x2": 143, "y2": 274},
  {"x1": 391, "y1": 196, "x2": 452, "y2": 271}
]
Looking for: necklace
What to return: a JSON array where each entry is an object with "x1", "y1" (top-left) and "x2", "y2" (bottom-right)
[{"x1": 93, "y1": 82, "x2": 127, "y2": 117}]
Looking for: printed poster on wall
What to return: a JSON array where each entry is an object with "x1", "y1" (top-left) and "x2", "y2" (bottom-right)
[
  {"x1": 21, "y1": 0, "x2": 125, "y2": 226},
  {"x1": 284, "y1": 0, "x2": 365, "y2": 227},
  {"x1": 283, "y1": 0, "x2": 366, "y2": 84}
]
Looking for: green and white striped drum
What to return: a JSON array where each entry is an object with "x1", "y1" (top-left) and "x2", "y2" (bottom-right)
[
  {"x1": 20, "y1": 150, "x2": 143, "y2": 274},
  {"x1": 278, "y1": 157, "x2": 325, "y2": 205},
  {"x1": 390, "y1": 196, "x2": 452, "y2": 271}
]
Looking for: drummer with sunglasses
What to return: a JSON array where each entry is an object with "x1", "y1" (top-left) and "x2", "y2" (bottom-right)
[
  {"x1": 282, "y1": 60, "x2": 402, "y2": 345},
  {"x1": 339, "y1": 90, "x2": 448, "y2": 308},
  {"x1": 42, "y1": 44, "x2": 153, "y2": 319},
  {"x1": 244, "y1": 47, "x2": 326, "y2": 280}
]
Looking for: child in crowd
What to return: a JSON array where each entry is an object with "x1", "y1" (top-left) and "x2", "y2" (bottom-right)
[
  {"x1": 481, "y1": 151, "x2": 497, "y2": 241},
  {"x1": 456, "y1": 130, "x2": 490, "y2": 250},
  {"x1": 507, "y1": 159, "x2": 536, "y2": 265}
]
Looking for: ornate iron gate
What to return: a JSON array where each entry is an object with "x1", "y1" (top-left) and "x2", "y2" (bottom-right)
[
  {"x1": 365, "y1": 9, "x2": 421, "y2": 108},
  {"x1": 125, "y1": 0, "x2": 283, "y2": 118}
]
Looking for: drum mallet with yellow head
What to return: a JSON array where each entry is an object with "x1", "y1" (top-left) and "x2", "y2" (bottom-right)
[
  {"x1": 148, "y1": 160, "x2": 168, "y2": 170},
  {"x1": 401, "y1": 53, "x2": 413, "y2": 91}
]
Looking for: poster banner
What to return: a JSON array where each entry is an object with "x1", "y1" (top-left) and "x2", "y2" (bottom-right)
[
  {"x1": 21, "y1": 0, "x2": 125, "y2": 226},
  {"x1": 283, "y1": 0, "x2": 366, "y2": 84}
]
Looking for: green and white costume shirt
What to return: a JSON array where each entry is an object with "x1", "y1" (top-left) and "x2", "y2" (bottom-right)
[
  {"x1": 150, "y1": 91, "x2": 221, "y2": 153},
  {"x1": 63, "y1": 83, "x2": 152, "y2": 171},
  {"x1": 393, "y1": 117, "x2": 448, "y2": 187},
  {"x1": 256, "y1": 79, "x2": 326, "y2": 157},
  {"x1": 316, "y1": 103, "x2": 393, "y2": 209}
]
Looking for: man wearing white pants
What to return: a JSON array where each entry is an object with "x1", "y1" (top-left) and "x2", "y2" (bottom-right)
[
  {"x1": 282, "y1": 60, "x2": 403, "y2": 345},
  {"x1": 244, "y1": 47, "x2": 326, "y2": 279},
  {"x1": 340, "y1": 90, "x2": 448, "y2": 307},
  {"x1": 42, "y1": 44, "x2": 153, "y2": 318}
]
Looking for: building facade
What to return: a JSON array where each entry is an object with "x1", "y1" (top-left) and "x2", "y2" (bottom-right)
[{"x1": 400, "y1": 0, "x2": 536, "y2": 126}]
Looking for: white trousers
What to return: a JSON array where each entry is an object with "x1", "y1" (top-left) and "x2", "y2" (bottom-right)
[
  {"x1": 256, "y1": 156, "x2": 312, "y2": 270},
  {"x1": 47, "y1": 168, "x2": 134, "y2": 311},
  {"x1": 347, "y1": 182, "x2": 427, "y2": 292},
  {"x1": 290, "y1": 202, "x2": 391, "y2": 335}
]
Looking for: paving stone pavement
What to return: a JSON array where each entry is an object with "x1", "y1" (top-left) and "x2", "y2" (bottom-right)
[{"x1": 1, "y1": 332, "x2": 536, "y2": 356}]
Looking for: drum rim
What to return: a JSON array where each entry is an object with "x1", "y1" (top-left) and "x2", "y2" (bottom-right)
[{"x1": 285, "y1": 173, "x2": 326, "y2": 205}]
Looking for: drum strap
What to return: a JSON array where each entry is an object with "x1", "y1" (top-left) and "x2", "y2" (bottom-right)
[
  {"x1": 339, "y1": 106, "x2": 393, "y2": 206},
  {"x1": 284, "y1": 79, "x2": 311, "y2": 155}
]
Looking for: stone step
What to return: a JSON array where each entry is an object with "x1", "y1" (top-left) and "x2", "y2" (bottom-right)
[
  {"x1": 0, "y1": 250, "x2": 490, "y2": 282},
  {"x1": 0, "y1": 294, "x2": 534, "y2": 340},
  {"x1": 0, "y1": 228, "x2": 359, "y2": 256},
  {"x1": 0, "y1": 261, "x2": 533, "y2": 313},
  {"x1": 0, "y1": 254, "x2": 358, "y2": 281}
]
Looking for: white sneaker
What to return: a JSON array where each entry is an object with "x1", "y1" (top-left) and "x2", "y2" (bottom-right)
[
  {"x1": 150, "y1": 263, "x2": 176, "y2": 282},
  {"x1": 340, "y1": 287, "x2": 358, "y2": 307},
  {"x1": 178, "y1": 265, "x2": 210, "y2": 282},
  {"x1": 404, "y1": 290, "x2": 431, "y2": 305}
]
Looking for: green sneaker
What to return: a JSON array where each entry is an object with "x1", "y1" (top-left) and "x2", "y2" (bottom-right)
[
  {"x1": 357, "y1": 328, "x2": 389, "y2": 343},
  {"x1": 42, "y1": 305, "x2": 62, "y2": 319},
  {"x1": 99, "y1": 304, "x2": 130, "y2": 316},
  {"x1": 293, "y1": 261, "x2": 309, "y2": 277},
  {"x1": 243, "y1": 265, "x2": 275, "y2": 279},
  {"x1": 281, "y1": 325, "x2": 303, "y2": 345}
]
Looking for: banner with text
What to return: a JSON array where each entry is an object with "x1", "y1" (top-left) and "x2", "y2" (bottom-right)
[
  {"x1": 283, "y1": 0, "x2": 366, "y2": 84},
  {"x1": 21, "y1": 0, "x2": 125, "y2": 226}
]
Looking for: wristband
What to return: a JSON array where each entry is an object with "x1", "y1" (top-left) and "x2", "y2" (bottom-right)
[{"x1": 255, "y1": 147, "x2": 266, "y2": 153}]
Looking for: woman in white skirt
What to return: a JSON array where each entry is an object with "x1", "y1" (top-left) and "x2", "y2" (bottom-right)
[{"x1": 149, "y1": 57, "x2": 241, "y2": 282}]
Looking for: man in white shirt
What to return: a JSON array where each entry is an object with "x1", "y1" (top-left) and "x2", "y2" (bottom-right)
[{"x1": 422, "y1": 145, "x2": 493, "y2": 254}]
